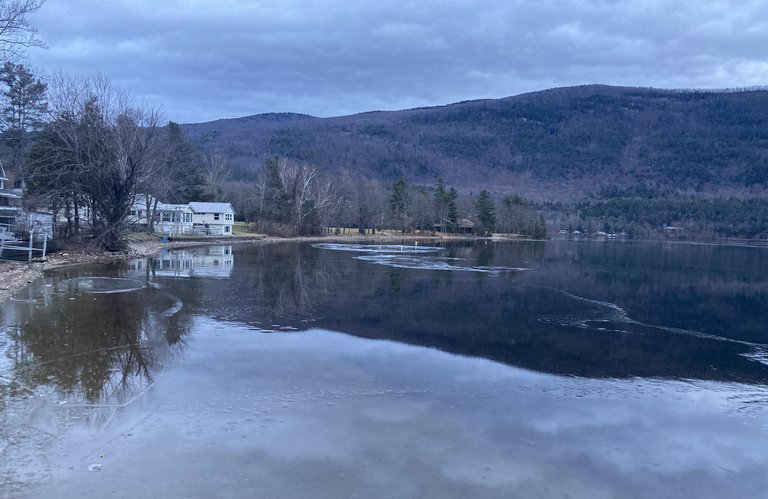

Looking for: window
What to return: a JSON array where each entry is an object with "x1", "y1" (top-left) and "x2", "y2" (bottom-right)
[
  {"x1": 214, "y1": 213, "x2": 220, "y2": 221},
  {"x1": 130, "y1": 210, "x2": 136, "y2": 217},
  {"x1": 225, "y1": 213, "x2": 233, "y2": 221},
  {"x1": 138, "y1": 210, "x2": 144, "y2": 219},
  {"x1": 161, "y1": 212, "x2": 171, "y2": 222},
  {"x1": 224, "y1": 226, "x2": 230, "y2": 233}
]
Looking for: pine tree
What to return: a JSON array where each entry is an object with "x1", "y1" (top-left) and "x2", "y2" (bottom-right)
[
  {"x1": 475, "y1": 190, "x2": 496, "y2": 235},
  {"x1": 163, "y1": 121, "x2": 209, "y2": 202},
  {"x1": 390, "y1": 178, "x2": 409, "y2": 234},
  {"x1": 262, "y1": 156, "x2": 290, "y2": 225},
  {"x1": 0, "y1": 62, "x2": 47, "y2": 188},
  {"x1": 447, "y1": 187, "x2": 458, "y2": 231}
]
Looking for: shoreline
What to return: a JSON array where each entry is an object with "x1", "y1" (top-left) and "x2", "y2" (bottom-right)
[
  {"x1": 0, "y1": 232, "x2": 480, "y2": 305},
  {"x1": 5, "y1": 231, "x2": 764, "y2": 305}
]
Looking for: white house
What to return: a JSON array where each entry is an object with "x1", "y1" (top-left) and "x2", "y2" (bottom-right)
[
  {"x1": 129, "y1": 196, "x2": 235, "y2": 236},
  {"x1": 189, "y1": 202, "x2": 235, "y2": 236}
]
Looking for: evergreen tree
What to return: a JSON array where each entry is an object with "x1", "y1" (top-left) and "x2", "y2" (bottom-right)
[
  {"x1": 163, "y1": 121, "x2": 209, "y2": 202},
  {"x1": 262, "y1": 156, "x2": 290, "y2": 225},
  {"x1": 532, "y1": 215, "x2": 547, "y2": 239},
  {"x1": 447, "y1": 187, "x2": 458, "y2": 231},
  {"x1": 0, "y1": 61, "x2": 47, "y2": 188},
  {"x1": 390, "y1": 178, "x2": 409, "y2": 234},
  {"x1": 475, "y1": 189, "x2": 496, "y2": 235},
  {"x1": 434, "y1": 178, "x2": 459, "y2": 232}
]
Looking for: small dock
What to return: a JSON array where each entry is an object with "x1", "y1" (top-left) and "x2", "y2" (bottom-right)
[{"x1": 0, "y1": 229, "x2": 48, "y2": 262}]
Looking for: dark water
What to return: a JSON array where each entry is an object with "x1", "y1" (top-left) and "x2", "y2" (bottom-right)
[
  {"x1": 131, "y1": 240, "x2": 768, "y2": 382},
  {"x1": 2, "y1": 240, "x2": 768, "y2": 498}
]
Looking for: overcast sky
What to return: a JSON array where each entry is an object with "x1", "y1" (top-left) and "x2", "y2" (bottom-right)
[{"x1": 26, "y1": 0, "x2": 768, "y2": 124}]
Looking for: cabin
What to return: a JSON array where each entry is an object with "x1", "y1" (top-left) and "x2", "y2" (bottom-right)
[{"x1": 457, "y1": 218, "x2": 475, "y2": 234}]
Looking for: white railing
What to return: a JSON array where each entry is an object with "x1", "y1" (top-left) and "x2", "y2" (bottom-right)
[{"x1": 0, "y1": 226, "x2": 48, "y2": 262}]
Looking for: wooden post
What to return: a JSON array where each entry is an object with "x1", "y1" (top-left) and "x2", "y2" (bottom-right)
[{"x1": 28, "y1": 230, "x2": 34, "y2": 263}]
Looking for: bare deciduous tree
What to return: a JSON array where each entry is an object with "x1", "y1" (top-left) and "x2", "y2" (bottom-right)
[
  {"x1": 204, "y1": 152, "x2": 230, "y2": 199},
  {"x1": 278, "y1": 159, "x2": 337, "y2": 235},
  {"x1": 0, "y1": 0, "x2": 46, "y2": 59},
  {"x1": 41, "y1": 75, "x2": 162, "y2": 250}
]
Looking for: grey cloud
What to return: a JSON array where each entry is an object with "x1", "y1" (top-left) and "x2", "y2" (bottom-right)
[{"x1": 27, "y1": 0, "x2": 768, "y2": 123}]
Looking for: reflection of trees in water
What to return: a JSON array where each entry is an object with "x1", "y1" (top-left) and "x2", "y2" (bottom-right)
[
  {"x1": 254, "y1": 244, "x2": 341, "y2": 323},
  {"x1": 214, "y1": 241, "x2": 545, "y2": 327},
  {"x1": 4, "y1": 280, "x2": 190, "y2": 405}
]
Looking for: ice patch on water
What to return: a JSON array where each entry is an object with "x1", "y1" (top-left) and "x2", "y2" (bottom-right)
[
  {"x1": 540, "y1": 286, "x2": 768, "y2": 365},
  {"x1": 355, "y1": 254, "x2": 530, "y2": 274},
  {"x1": 63, "y1": 277, "x2": 145, "y2": 294},
  {"x1": 742, "y1": 347, "x2": 768, "y2": 367},
  {"x1": 313, "y1": 243, "x2": 442, "y2": 254},
  {"x1": 313, "y1": 242, "x2": 530, "y2": 273}
]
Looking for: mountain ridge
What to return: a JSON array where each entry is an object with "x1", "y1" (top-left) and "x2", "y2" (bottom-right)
[{"x1": 182, "y1": 84, "x2": 768, "y2": 202}]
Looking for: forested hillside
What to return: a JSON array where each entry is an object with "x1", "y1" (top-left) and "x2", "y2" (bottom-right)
[
  {"x1": 181, "y1": 84, "x2": 768, "y2": 239},
  {"x1": 183, "y1": 85, "x2": 768, "y2": 200}
]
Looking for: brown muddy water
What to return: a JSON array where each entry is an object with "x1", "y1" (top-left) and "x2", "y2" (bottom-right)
[{"x1": 2, "y1": 240, "x2": 768, "y2": 498}]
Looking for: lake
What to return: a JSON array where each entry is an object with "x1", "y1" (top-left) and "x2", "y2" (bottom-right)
[{"x1": 2, "y1": 240, "x2": 768, "y2": 498}]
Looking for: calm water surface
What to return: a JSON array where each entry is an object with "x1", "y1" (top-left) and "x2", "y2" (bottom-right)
[{"x1": 2, "y1": 240, "x2": 768, "y2": 498}]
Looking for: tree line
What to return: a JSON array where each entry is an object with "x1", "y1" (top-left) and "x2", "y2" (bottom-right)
[{"x1": 1, "y1": 66, "x2": 545, "y2": 249}]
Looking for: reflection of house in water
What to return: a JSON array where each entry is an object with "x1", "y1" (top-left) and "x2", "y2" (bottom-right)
[{"x1": 129, "y1": 245, "x2": 234, "y2": 279}]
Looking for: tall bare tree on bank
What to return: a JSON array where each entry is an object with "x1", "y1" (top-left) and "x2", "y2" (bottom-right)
[
  {"x1": 36, "y1": 76, "x2": 161, "y2": 250},
  {"x1": 0, "y1": 0, "x2": 46, "y2": 60},
  {"x1": 278, "y1": 159, "x2": 337, "y2": 235}
]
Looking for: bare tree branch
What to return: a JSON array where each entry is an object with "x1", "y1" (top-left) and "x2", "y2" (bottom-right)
[{"x1": 0, "y1": 0, "x2": 46, "y2": 60}]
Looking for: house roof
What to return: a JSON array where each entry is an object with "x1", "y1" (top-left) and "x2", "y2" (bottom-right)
[
  {"x1": 189, "y1": 202, "x2": 235, "y2": 214},
  {"x1": 157, "y1": 202, "x2": 192, "y2": 211}
]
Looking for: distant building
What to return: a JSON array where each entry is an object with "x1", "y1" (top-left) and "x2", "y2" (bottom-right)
[{"x1": 457, "y1": 218, "x2": 475, "y2": 234}]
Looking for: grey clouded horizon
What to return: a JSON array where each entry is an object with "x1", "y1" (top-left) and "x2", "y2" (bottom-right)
[{"x1": 26, "y1": 0, "x2": 768, "y2": 124}]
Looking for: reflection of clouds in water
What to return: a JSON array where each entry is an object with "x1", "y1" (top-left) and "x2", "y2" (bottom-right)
[
  {"x1": 62, "y1": 277, "x2": 146, "y2": 294},
  {"x1": 313, "y1": 243, "x2": 442, "y2": 254},
  {"x1": 313, "y1": 243, "x2": 529, "y2": 273},
  {"x1": 356, "y1": 254, "x2": 530, "y2": 274}
]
